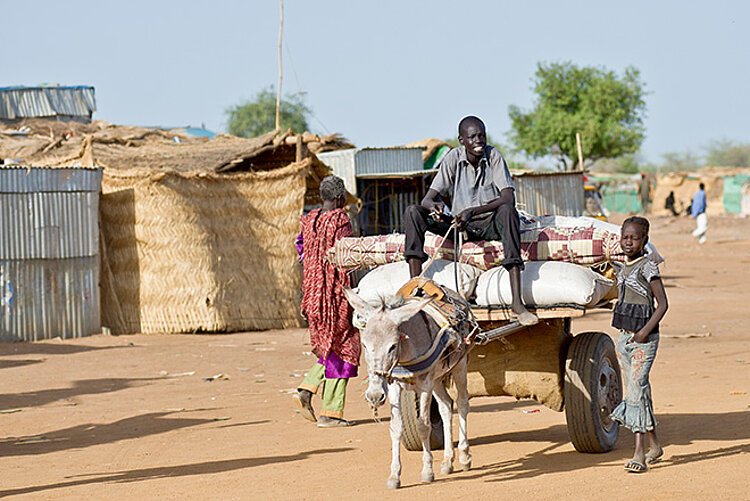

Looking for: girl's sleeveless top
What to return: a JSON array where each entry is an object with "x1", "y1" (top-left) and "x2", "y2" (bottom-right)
[{"x1": 611, "y1": 255, "x2": 661, "y2": 333}]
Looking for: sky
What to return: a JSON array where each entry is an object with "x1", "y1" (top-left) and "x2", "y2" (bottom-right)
[{"x1": 3, "y1": 0, "x2": 750, "y2": 165}]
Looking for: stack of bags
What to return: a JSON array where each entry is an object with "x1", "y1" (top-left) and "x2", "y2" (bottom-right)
[{"x1": 329, "y1": 215, "x2": 663, "y2": 310}]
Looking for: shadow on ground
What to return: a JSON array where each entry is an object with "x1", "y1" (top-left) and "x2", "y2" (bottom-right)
[
  {"x1": 445, "y1": 410, "x2": 750, "y2": 484},
  {"x1": 0, "y1": 377, "x2": 157, "y2": 411},
  {"x1": 0, "y1": 411, "x2": 224, "y2": 458},
  {"x1": 470, "y1": 400, "x2": 537, "y2": 414},
  {"x1": 0, "y1": 447, "x2": 354, "y2": 497},
  {"x1": 0, "y1": 359, "x2": 44, "y2": 369},
  {"x1": 0, "y1": 343, "x2": 130, "y2": 357}
]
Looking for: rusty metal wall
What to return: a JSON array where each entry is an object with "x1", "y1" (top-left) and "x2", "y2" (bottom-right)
[
  {"x1": 0, "y1": 166, "x2": 102, "y2": 342},
  {"x1": 513, "y1": 171, "x2": 585, "y2": 217}
]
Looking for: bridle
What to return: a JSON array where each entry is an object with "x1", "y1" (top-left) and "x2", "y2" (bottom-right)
[{"x1": 368, "y1": 332, "x2": 406, "y2": 382}]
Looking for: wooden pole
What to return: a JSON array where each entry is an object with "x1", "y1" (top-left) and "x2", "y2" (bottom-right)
[
  {"x1": 576, "y1": 132, "x2": 584, "y2": 171},
  {"x1": 275, "y1": 0, "x2": 284, "y2": 130},
  {"x1": 295, "y1": 133, "x2": 304, "y2": 162}
]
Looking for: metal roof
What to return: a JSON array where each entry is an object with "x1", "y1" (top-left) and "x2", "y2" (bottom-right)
[
  {"x1": 317, "y1": 147, "x2": 425, "y2": 195},
  {"x1": 0, "y1": 86, "x2": 96, "y2": 120}
]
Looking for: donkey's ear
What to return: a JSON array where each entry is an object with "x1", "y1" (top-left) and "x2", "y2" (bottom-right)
[
  {"x1": 388, "y1": 296, "x2": 433, "y2": 326},
  {"x1": 343, "y1": 288, "x2": 375, "y2": 315}
]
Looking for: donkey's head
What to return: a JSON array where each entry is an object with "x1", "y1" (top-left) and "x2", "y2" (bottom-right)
[{"x1": 345, "y1": 289, "x2": 432, "y2": 409}]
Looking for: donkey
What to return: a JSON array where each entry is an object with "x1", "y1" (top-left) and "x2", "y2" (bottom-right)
[{"x1": 344, "y1": 289, "x2": 472, "y2": 489}]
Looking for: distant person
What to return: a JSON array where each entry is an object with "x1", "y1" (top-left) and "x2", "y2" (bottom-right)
[
  {"x1": 638, "y1": 173, "x2": 651, "y2": 214},
  {"x1": 664, "y1": 191, "x2": 679, "y2": 216},
  {"x1": 402, "y1": 115, "x2": 537, "y2": 326},
  {"x1": 691, "y1": 183, "x2": 707, "y2": 244},
  {"x1": 610, "y1": 216, "x2": 669, "y2": 473},
  {"x1": 293, "y1": 176, "x2": 360, "y2": 427}
]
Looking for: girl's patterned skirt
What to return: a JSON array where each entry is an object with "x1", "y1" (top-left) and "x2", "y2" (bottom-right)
[{"x1": 610, "y1": 330, "x2": 659, "y2": 433}]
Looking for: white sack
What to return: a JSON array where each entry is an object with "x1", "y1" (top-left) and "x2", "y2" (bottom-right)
[
  {"x1": 355, "y1": 260, "x2": 483, "y2": 307},
  {"x1": 475, "y1": 261, "x2": 615, "y2": 308}
]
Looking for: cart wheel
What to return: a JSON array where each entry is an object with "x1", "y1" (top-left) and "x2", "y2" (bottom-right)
[
  {"x1": 399, "y1": 389, "x2": 445, "y2": 451},
  {"x1": 564, "y1": 332, "x2": 622, "y2": 453}
]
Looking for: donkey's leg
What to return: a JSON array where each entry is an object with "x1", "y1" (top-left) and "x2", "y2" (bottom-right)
[
  {"x1": 433, "y1": 381, "x2": 454, "y2": 475},
  {"x1": 417, "y1": 388, "x2": 435, "y2": 483},
  {"x1": 453, "y1": 357, "x2": 472, "y2": 470},
  {"x1": 386, "y1": 382, "x2": 403, "y2": 489}
]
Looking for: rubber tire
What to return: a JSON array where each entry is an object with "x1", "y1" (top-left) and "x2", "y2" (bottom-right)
[
  {"x1": 399, "y1": 389, "x2": 445, "y2": 451},
  {"x1": 564, "y1": 331, "x2": 622, "y2": 453}
]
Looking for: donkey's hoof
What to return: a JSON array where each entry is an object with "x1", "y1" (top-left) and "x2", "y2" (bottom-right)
[
  {"x1": 386, "y1": 477, "x2": 401, "y2": 490},
  {"x1": 441, "y1": 463, "x2": 453, "y2": 475},
  {"x1": 459, "y1": 457, "x2": 472, "y2": 471},
  {"x1": 421, "y1": 472, "x2": 434, "y2": 483}
]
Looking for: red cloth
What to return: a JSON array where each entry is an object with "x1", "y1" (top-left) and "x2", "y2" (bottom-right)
[{"x1": 300, "y1": 208, "x2": 360, "y2": 367}]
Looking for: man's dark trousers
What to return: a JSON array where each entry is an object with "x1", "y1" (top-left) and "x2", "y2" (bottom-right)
[{"x1": 403, "y1": 204, "x2": 524, "y2": 270}]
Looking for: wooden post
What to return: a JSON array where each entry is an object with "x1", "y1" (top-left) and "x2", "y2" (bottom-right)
[
  {"x1": 295, "y1": 134, "x2": 305, "y2": 162},
  {"x1": 576, "y1": 132, "x2": 584, "y2": 171},
  {"x1": 275, "y1": 0, "x2": 284, "y2": 130}
]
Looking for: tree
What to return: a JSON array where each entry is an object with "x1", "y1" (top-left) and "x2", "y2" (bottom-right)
[
  {"x1": 226, "y1": 87, "x2": 311, "y2": 138},
  {"x1": 508, "y1": 62, "x2": 647, "y2": 171},
  {"x1": 705, "y1": 139, "x2": 750, "y2": 167},
  {"x1": 593, "y1": 154, "x2": 643, "y2": 174},
  {"x1": 660, "y1": 151, "x2": 702, "y2": 172}
]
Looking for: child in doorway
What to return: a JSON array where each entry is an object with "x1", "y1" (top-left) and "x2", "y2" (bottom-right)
[
  {"x1": 293, "y1": 175, "x2": 360, "y2": 428},
  {"x1": 610, "y1": 216, "x2": 669, "y2": 473}
]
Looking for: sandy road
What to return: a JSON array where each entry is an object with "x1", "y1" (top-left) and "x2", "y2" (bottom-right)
[{"x1": 1, "y1": 215, "x2": 749, "y2": 500}]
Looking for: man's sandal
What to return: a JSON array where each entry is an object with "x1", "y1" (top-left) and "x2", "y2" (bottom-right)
[{"x1": 624, "y1": 460, "x2": 648, "y2": 473}]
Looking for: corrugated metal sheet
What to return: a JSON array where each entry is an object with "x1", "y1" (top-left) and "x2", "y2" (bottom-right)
[
  {"x1": 513, "y1": 171, "x2": 585, "y2": 217},
  {"x1": 0, "y1": 86, "x2": 96, "y2": 120},
  {"x1": 0, "y1": 192, "x2": 99, "y2": 259},
  {"x1": 0, "y1": 166, "x2": 102, "y2": 193},
  {"x1": 1, "y1": 257, "x2": 100, "y2": 342},
  {"x1": 317, "y1": 148, "x2": 424, "y2": 195},
  {"x1": 0, "y1": 167, "x2": 101, "y2": 341}
]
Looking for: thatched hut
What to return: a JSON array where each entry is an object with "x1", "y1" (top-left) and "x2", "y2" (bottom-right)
[
  {"x1": 100, "y1": 162, "x2": 309, "y2": 334},
  {"x1": 1, "y1": 120, "x2": 354, "y2": 334}
]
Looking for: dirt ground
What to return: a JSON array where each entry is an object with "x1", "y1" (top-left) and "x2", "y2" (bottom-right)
[{"x1": 2, "y1": 214, "x2": 749, "y2": 500}]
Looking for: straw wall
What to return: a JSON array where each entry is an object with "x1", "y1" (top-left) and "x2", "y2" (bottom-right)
[{"x1": 100, "y1": 161, "x2": 309, "y2": 334}]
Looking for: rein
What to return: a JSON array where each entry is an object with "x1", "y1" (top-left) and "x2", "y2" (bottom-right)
[
  {"x1": 419, "y1": 221, "x2": 457, "y2": 278},
  {"x1": 418, "y1": 220, "x2": 465, "y2": 296}
]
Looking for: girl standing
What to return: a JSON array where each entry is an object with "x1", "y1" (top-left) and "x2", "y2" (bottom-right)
[{"x1": 610, "y1": 216, "x2": 669, "y2": 473}]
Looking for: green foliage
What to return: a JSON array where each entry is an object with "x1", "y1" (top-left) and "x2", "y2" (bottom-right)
[
  {"x1": 226, "y1": 87, "x2": 311, "y2": 138},
  {"x1": 508, "y1": 62, "x2": 647, "y2": 171},
  {"x1": 705, "y1": 139, "x2": 750, "y2": 167},
  {"x1": 659, "y1": 151, "x2": 702, "y2": 172},
  {"x1": 594, "y1": 154, "x2": 642, "y2": 174}
]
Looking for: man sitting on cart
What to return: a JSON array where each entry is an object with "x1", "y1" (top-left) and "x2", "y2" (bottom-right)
[{"x1": 403, "y1": 115, "x2": 538, "y2": 326}]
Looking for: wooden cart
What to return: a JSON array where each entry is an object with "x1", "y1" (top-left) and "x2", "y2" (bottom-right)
[{"x1": 399, "y1": 304, "x2": 623, "y2": 454}]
